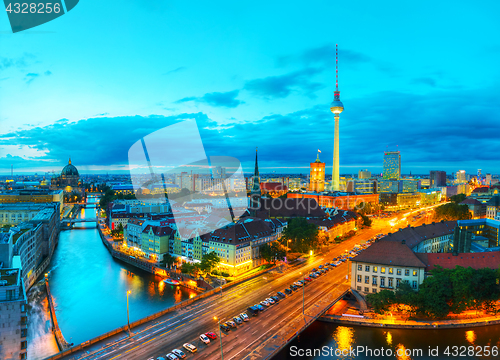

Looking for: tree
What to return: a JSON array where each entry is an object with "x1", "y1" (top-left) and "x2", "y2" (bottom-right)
[
  {"x1": 361, "y1": 214, "x2": 372, "y2": 227},
  {"x1": 181, "y1": 262, "x2": 194, "y2": 275},
  {"x1": 200, "y1": 251, "x2": 221, "y2": 274},
  {"x1": 161, "y1": 254, "x2": 176, "y2": 269},
  {"x1": 282, "y1": 218, "x2": 319, "y2": 253},
  {"x1": 417, "y1": 267, "x2": 453, "y2": 318},
  {"x1": 450, "y1": 194, "x2": 467, "y2": 204},
  {"x1": 434, "y1": 203, "x2": 472, "y2": 221},
  {"x1": 366, "y1": 290, "x2": 395, "y2": 314},
  {"x1": 259, "y1": 243, "x2": 273, "y2": 263}
]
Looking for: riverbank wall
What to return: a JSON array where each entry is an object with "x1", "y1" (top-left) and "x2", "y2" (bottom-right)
[
  {"x1": 44, "y1": 275, "x2": 71, "y2": 352},
  {"x1": 319, "y1": 314, "x2": 500, "y2": 329}
]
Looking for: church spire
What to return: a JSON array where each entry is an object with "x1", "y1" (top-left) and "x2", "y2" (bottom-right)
[
  {"x1": 251, "y1": 148, "x2": 261, "y2": 193},
  {"x1": 68, "y1": 157, "x2": 72, "y2": 165},
  {"x1": 254, "y1": 147, "x2": 259, "y2": 177}
]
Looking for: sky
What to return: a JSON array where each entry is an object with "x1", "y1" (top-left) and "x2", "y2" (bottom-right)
[{"x1": 1, "y1": 0, "x2": 500, "y2": 176}]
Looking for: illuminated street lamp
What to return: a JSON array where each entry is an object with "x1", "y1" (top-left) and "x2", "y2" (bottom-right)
[
  {"x1": 214, "y1": 316, "x2": 224, "y2": 360},
  {"x1": 126, "y1": 290, "x2": 132, "y2": 335}
]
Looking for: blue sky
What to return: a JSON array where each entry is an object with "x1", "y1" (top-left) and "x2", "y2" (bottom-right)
[{"x1": 1, "y1": 1, "x2": 500, "y2": 176}]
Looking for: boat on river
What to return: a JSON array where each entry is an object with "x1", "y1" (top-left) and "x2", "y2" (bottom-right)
[{"x1": 163, "y1": 278, "x2": 180, "y2": 285}]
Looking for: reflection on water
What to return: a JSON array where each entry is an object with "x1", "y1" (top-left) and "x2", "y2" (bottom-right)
[
  {"x1": 27, "y1": 281, "x2": 59, "y2": 360},
  {"x1": 275, "y1": 321, "x2": 500, "y2": 360},
  {"x1": 29, "y1": 197, "x2": 197, "y2": 357}
]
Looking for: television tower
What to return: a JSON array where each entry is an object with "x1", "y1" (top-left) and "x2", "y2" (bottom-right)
[{"x1": 330, "y1": 44, "x2": 344, "y2": 191}]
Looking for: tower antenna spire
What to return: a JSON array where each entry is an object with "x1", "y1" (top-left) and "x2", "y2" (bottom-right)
[{"x1": 335, "y1": 43, "x2": 339, "y2": 92}]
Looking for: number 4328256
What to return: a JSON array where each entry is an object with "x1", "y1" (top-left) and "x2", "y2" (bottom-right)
[{"x1": 6, "y1": 3, "x2": 62, "y2": 14}]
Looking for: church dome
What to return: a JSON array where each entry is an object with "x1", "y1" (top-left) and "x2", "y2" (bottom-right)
[{"x1": 62, "y1": 158, "x2": 79, "y2": 177}]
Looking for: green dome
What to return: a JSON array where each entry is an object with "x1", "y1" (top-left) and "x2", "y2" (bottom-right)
[{"x1": 62, "y1": 158, "x2": 79, "y2": 176}]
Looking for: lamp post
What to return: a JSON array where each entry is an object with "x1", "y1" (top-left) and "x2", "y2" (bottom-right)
[
  {"x1": 126, "y1": 290, "x2": 131, "y2": 335},
  {"x1": 302, "y1": 274, "x2": 305, "y2": 316},
  {"x1": 214, "y1": 316, "x2": 224, "y2": 360}
]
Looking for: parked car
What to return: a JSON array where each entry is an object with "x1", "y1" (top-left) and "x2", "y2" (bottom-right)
[
  {"x1": 166, "y1": 353, "x2": 179, "y2": 360},
  {"x1": 277, "y1": 291, "x2": 286, "y2": 298},
  {"x1": 266, "y1": 297, "x2": 275, "y2": 304},
  {"x1": 271, "y1": 295, "x2": 280, "y2": 302},
  {"x1": 240, "y1": 313, "x2": 249, "y2": 321},
  {"x1": 200, "y1": 334, "x2": 210, "y2": 344},
  {"x1": 205, "y1": 332, "x2": 217, "y2": 340},
  {"x1": 305, "y1": 277, "x2": 312, "y2": 282},
  {"x1": 318, "y1": 265, "x2": 323, "y2": 269},
  {"x1": 183, "y1": 343, "x2": 197, "y2": 353},
  {"x1": 284, "y1": 288, "x2": 292, "y2": 295},
  {"x1": 260, "y1": 300, "x2": 270, "y2": 307},
  {"x1": 312, "y1": 268, "x2": 317, "y2": 272},
  {"x1": 248, "y1": 306, "x2": 259, "y2": 315},
  {"x1": 220, "y1": 323, "x2": 231, "y2": 332},
  {"x1": 227, "y1": 320, "x2": 237, "y2": 328},
  {"x1": 233, "y1": 316, "x2": 243, "y2": 324},
  {"x1": 157, "y1": 357, "x2": 166, "y2": 360},
  {"x1": 256, "y1": 304, "x2": 265, "y2": 311},
  {"x1": 290, "y1": 285, "x2": 298, "y2": 290},
  {"x1": 171, "y1": 349, "x2": 186, "y2": 358}
]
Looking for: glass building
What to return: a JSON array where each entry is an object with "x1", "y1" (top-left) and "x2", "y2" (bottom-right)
[{"x1": 383, "y1": 151, "x2": 401, "y2": 180}]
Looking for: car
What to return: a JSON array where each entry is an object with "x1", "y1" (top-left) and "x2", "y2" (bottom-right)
[
  {"x1": 166, "y1": 354, "x2": 179, "y2": 360},
  {"x1": 266, "y1": 297, "x2": 275, "y2": 304},
  {"x1": 200, "y1": 334, "x2": 210, "y2": 344},
  {"x1": 312, "y1": 268, "x2": 317, "y2": 272},
  {"x1": 293, "y1": 281, "x2": 302, "y2": 287},
  {"x1": 227, "y1": 320, "x2": 237, "y2": 328},
  {"x1": 171, "y1": 349, "x2": 186, "y2": 358},
  {"x1": 284, "y1": 288, "x2": 292, "y2": 295},
  {"x1": 233, "y1": 316, "x2": 243, "y2": 324},
  {"x1": 205, "y1": 332, "x2": 217, "y2": 340},
  {"x1": 157, "y1": 357, "x2": 166, "y2": 360},
  {"x1": 260, "y1": 300, "x2": 270, "y2": 307},
  {"x1": 248, "y1": 306, "x2": 259, "y2": 315},
  {"x1": 324, "y1": 267, "x2": 330, "y2": 272},
  {"x1": 310, "y1": 273, "x2": 317, "y2": 278},
  {"x1": 256, "y1": 304, "x2": 265, "y2": 311},
  {"x1": 290, "y1": 284, "x2": 298, "y2": 290},
  {"x1": 277, "y1": 291, "x2": 286, "y2": 298},
  {"x1": 183, "y1": 343, "x2": 197, "y2": 353},
  {"x1": 240, "y1": 313, "x2": 249, "y2": 321},
  {"x1": 220, "y1": 323, "x2": 231, "y2": 332},
  {"x1": 305, "y1": 277, "x2": 312, "y2": 282},
  {"x1": 318, "y1": 265, "x2": 323, "y2": 269},
  {"x1": 271, "y1": 295, "x2": 280, "y2": 302}
]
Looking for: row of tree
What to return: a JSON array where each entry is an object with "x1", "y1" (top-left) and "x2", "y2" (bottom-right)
[
  {"x1": 434, "y1": 203, "x2": 472, "y2": 221},
  {"x1": 176, "y1": 252, "x2": 222, "y2": 277},
  {"x1": 366, "y1": 266, "x2": 500, "y2": 319}
]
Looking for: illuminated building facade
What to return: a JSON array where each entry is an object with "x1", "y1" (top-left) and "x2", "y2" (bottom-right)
[
  {"x1": 358, "y1": 170, "x2": 371, "y2": 179},
  {"x1": 309, "y1": 152, "x2": 325, "y2": 193},
  {"x1": 430, "y1": 170, "x2": 447, "y2": 187},
  {"x1": 383, "y1": 151, "x2": 401, "y2": 180},
  {"x1": 287, "y1": 192, "x2": 379, "y2": 210}
]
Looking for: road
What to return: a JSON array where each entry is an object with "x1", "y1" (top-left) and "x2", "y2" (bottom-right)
[{"x1": 63, "y1": 208, "x2": 434, "y2": 360}]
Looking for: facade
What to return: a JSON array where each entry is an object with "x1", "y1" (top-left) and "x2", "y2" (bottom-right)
[
  {"x1": 383, "y1": 151, "x2": 401, "y2": 180},
  {"x1": 351, "y1": 240, "x2": 426, "y2": 295},
  {"x1": 260, "y1": 182, "x2": 288, "y2": 198},
  {"x1": 430, "y1": 170, "x2": 447, "y2": 187},
  {"x1": 309, "y1": 152, "x2": 325, "y2": 193},
  {"x1": 124, "y1": 218, "x2": 146, "y2": 247},
  {"x1": 456, "y1": 170, "x2": 467, "y2": 183},
  {"x1": 486, "y1": 196, "x2": 500, "y2": 219},
  {"x1": 0, "y1": 204, "x2": 48, "y2": 226},
  {"x1": 457, "y1": 218, "x2": 500, "y2": 248},
  {"x1": 0, "y1": 190, "x2": 63, "y2": 213},
  {"x1": 0, "y1": 268, "x2": 28, "y2": 360},
  {"x1": 461, "y1": 198, "x2": 485, "y2": 219},
  {"x1": 287, "y1": 192, "x2": 379, "y2": 210},
  {"x1": 358, "y1": 170, "x2": 371, "y2": 179},
  {"x1": 50, "y1": 158, "x2": 83, "y2": 194},
  {"x1": 140, "y1": 225, "x2": 173, "y2": 262},
  {"x1": 344, "y1": 179, "x2": 377, "y2": 194}
]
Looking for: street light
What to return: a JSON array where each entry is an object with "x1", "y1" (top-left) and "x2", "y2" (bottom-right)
[
  {"x1": 126, "y1": 290, "x2": 132, "y2": 335},
  {"x1": 214, "y1": 316, "x2": 224, "y2": 360}
]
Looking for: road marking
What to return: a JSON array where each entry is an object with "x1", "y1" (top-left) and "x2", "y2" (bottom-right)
[
  {"x1": 188, "y1": 316, "x2": 200, "y2": 322},
  {"x1": 142, "y1": 337, "x2": 156, "y2": 344},
  {"x1": 110, "y1": 355, "x2": 121, "y2": 360},
  {"x1": 160, "y1": 330, "x2": 171, "y2": 337},
  {"x1": 125, "y1": 345, "x2": 140, "y2": 353}
]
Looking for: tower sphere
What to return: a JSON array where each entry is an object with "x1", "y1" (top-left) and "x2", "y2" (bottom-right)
[{"x1": 330, "y1": 99, "x2": 344, "y2": 114}]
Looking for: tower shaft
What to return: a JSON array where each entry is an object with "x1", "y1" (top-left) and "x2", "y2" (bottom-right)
[{"x1": 332, "y1": 115, "x2": 340, "y2": 191}]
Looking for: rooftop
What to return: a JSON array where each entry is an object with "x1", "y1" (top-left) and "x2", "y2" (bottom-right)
[
  {"x1": 382, "y1": 221, "x2": 457, "y2": 249},
  {"x1": 0, "y1": 268, "x2": 20, "y2": 287},
  {"x1": 352, "y1": 240, "x2": 427, "y2": 268}
]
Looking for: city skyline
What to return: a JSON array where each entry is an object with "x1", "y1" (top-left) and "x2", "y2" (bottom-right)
[{"x1": 1, "y1": 1, "x2": 500, "y2": 175}]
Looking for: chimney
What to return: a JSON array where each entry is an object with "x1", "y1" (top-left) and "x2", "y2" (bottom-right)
[{"x1": 402, "y1": 239, "x2": 406, "y2": 245}]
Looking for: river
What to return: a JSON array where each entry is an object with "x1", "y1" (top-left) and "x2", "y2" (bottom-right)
[{"x1": 27, "y1": 196, "x2": 197, "y2": 360}]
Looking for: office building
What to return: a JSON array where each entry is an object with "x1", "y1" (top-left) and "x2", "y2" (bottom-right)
[
  {"x1": 430, "y1": 170, "x2": 447, "y2": 187},
  {"x1": 358, "y1": 170, "x2": 371, "y2": 179},
  {"x1": 383, "y1": 151, "x2": 401, "y2": 180},
  {"x1": 456, "y1": 170, "x2": 467, "y2": 183}
]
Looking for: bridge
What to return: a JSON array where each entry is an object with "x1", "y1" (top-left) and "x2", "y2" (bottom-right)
[{"x1": 63, "y1": 218, "x2": 98, "y2": 223}]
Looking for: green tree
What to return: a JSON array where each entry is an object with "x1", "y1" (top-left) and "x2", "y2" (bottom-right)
[
  {"x1": 161, "y1": 254, "x2": 176, "y2": 269},
  {"x1": 360, "y1": 214, "x2": 372, "y2": 227},
  {"x1": 282, "y1": 218, "x2": 319, "y2": 253},
  {"x1": 434, "y1": 203, "x2": 472, "y2": 221},
  {"x1": 417, "y1": 267, "x2": 453, "y2": 318},
  {"x1": 259, "y1": 243, "x2": 273, "y2": 263},
  {"x1": 366, "y1": 290, "x2": 396, "y2": 314},
  {"x1": 181, "y1": 262, "x2": 194, "y2": 275},
  {"x1": 200, "y1": 251, "x2": 221, "y2": 274},
  {"x1": 450, "y1": 194, "x2": 467, "y2": 204}
]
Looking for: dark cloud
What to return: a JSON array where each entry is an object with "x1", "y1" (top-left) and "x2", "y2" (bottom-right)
[
  {"x1": 175, "y1": 90, "x2": 244, "y2": 108},
  {"x1": 2, "y1": 86, "x2": 500, "y2": 174},
  {"x1": 243, "y1": 68, "x2": 324, "y2": 99},
  {"x1": 163, "y1": 66, "x2": 187, "y2": 76}
]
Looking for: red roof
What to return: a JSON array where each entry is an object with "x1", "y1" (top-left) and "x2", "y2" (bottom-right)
[
  {"x1": 418, "y1": 252, "x2": 500, "y2": 271},
  {"x1": 472, "y1": 187, "x2": 489, "y2": 194},
  {"x1": 260, "y1": 182, "x2": 287, "y2": 191},
  {"x1": 352, "y1": 240, "x2": 427, "y2": 268}
]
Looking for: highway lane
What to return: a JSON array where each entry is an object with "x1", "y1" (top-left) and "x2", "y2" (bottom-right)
[{"x1": 68, "y1": 211, "x2": 431, "y2": 360}]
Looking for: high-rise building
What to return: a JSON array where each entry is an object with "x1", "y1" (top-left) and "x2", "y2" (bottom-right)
[
  {"x1": 486, "y1": 173, "x2": 492, "y2": 186},
  {"x1": 383, "y1": 151, "x2": 401, "y2": 180},
  {"x1": 456, "y1": 170, "x2": 467, "y2": 183},
  {"x1": 309, "y1": 151, "x2": 325, "y2": 192},
  {"x1": 430, "y1": 170, "x2": 447, "y2": 187},
  {"x1": 330, "y1": 45, "x2": 344, "y2": 192},
  {"x1": 358, "y1": 170, "x2": 371, "y2": 179}
]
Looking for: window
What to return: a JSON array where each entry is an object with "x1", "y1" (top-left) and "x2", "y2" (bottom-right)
[
  {"x1": 388, "y1": 278, "x2": 393, "y2": 288},
  {"x1": 357, "y1": 286, "x2": 361, "y2": 291},
  {"x1": 396, "y1": 279, "x2": 401, "y2": 287},
  {"x1": 21, "y1": 341, "x2": 27, "y2": 349},
  {"x1": 365, "y1": 276, "x2": 369, "y2": 284},
  {"x1": 372, "y1": 288, "x2": 377, "y2": 293},
  {"x1": 373, "y1": 266, "x2": 378, "y2": 273},
  {"x1": 381, "y1": 267, "x2": 386, "y2": 274},
  {"x1": 357, "y1": 265, "x2": 362, "y2": 271},
  {"x1": 21, "y1": 328, "x2": 27, "y2": 338},
  {"x1": 413, "y1": 270, "x2": 418, "y2": 276},
  {"x1": 389, "y1": 268, "x2": 393, "y2": 274},
  {"x1": 357, "y1": 275, "x2": 362, "y2": 283},
  {"x1": 412, "y1": 281, "x2": 417, "y2": 289},
  {"x1": 365, "y1": 265, "x2": 370, "y2": 272},
  {"x1": 405, "y1": 269, "x2": 410, "y2": 276},
  {"x1": 372, "y1": 276, "x2": 377, "y2": 285},
  {"x1": 397, "y1": 269, "x2": 401, "y2": 275},
  {"x1": 364, "y1": 287, "x2": 369, "y2": 292},
  {"x1": 380, "y1": 277, "x2": 385, "y2": 287}
]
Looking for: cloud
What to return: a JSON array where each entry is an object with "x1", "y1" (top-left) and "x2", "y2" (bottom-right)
[
  {"x1": 175, "y1": 90, "x2": 244, "y2": 108},
  {"x1": 44, "y1": 70, "x2": 52, "y2": 76},
  {"x1": 24, "y1": 73, "x2": 39, "y2": 84},
  {"x1": 163, "y1": 66, "x2": 187, "y2": 76},
  {"x1": 412, "y1": 77, "x2": 437, "y2": 87},
  {"x1": 0, "y1": 53, "x2": 36, "y2": 71},
  {"x1": 243, "y1": 68, "x2": 324, "y2": 99},
  {"x1": 277, "y1": 44, "x2": 371, "y2": 68}
]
